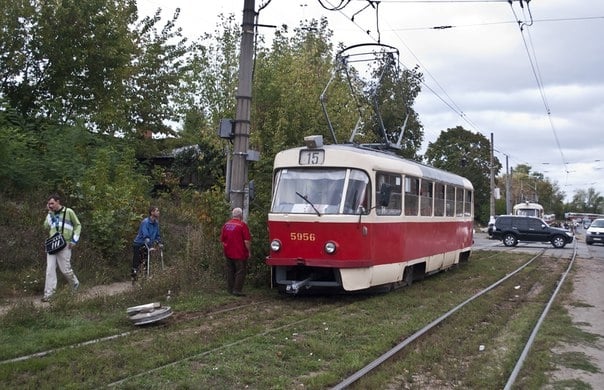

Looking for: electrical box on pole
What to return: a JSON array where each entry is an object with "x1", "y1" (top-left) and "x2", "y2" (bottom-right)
[{"x1": 218, "y1": 118, "x2": 234, "y2": 139}]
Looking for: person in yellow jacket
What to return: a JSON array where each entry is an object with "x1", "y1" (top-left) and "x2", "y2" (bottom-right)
[{"x1": 42, "y1": 194, "x2": 82, "y2": 302}]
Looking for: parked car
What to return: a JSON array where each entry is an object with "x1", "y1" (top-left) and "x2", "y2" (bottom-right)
[
  {"x1": 491, "y1": 215, "x2": 574, "y2": 248},
  {"x1": 585, "y1": 218, "x2": 604, "y2": 245}
]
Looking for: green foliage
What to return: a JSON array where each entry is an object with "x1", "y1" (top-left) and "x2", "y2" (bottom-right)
[
  {"x1": 496, "y1": 166, "x2": 568, "y2": 219},
  {"x1": 249, "y1": 18, "x2": 355, "y2": 225},
  {"x1": 0, "y1": 125, "x2": 41, "y2": 192},
  {"x1": 368, "y1": 58, "x2": 424, "y2": 159},
  {"x1": 424, "y1": 126, "x2": 502, "y2": 223},
  {"x1": 125, "y1": 6, "x2": 191, "y2": 137},
  {"x1": 75, "y1": 146, "x2": 149, "y2": 259},
  {"x1": 252, "y1": 18, "x2": 341, "y2": 158},
  {"x1": 568, "y1": 188, "x2": 604, "y2": 214},
  {"x1": 170, "y1": 141, "x2": 226, "y2": 191},
  {"x1": 179, "y1": 13, "x2": 240, "y2": 126},
  {"x1": 0, "y1": 1, "x2": 190, "y2": 136}
]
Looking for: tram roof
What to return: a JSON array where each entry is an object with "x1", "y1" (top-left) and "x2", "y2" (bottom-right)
[
  {"x1": 274, "y1": 143, "x2": 473, "y2": 190},
  {"x1": 513, "y1": 202, "x2": 543, "y2": 209}
]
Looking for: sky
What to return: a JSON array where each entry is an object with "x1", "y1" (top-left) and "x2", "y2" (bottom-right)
[{"x1": 137, "y1": 0, "x2": 604, "y2": 204}]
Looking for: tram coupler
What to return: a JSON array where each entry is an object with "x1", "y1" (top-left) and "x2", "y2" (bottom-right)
[{"x1": 286, "y1": 277, "x2": 313, "y2": 294}]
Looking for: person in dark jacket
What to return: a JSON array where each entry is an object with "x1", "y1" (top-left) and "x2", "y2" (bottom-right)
[{"x1": 131, "y1": 206, "x2": 162, "y2": 278}]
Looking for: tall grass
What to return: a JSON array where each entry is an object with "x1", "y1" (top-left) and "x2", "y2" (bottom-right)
[{"x1": 0, "y1": 187, "x2": 269, "y2": 300}]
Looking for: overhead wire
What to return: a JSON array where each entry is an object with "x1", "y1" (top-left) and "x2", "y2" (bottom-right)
[
  {"x1": 389, "y1": 15, "x2": 604, "y2": 32},
  {"x1": 316, "y1": 0, "x2": 602, "y2": 200},
  {"x1": 322, "y1": 0, "x2": 580, "y2": 185},
  {"x1": 322, "y1": 0, "x2": 486, "y2": 139},
  {"x1": 508, "y1": 0, "x2": 571, "y2": 180}
]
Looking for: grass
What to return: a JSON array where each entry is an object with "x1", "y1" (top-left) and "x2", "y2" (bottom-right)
[{"x1": 0, "y1": 250, "x2": 600, "y2": 389}]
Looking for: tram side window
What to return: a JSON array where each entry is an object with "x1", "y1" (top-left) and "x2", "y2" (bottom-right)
[
  {"x1": 404, "y1": 176, "x2": 419, "y2": 216},
  {"x1": 464, "y1": 189, "x2": 473, "y2": 217},
  {"x1": 376, "y1": 172, "x2": 402, "y2": 215},
  {"x1": 455, "y1": 187, "x2": 464, "y2": 216},
  {"x1": 445, "y1": 186, "x2": 455, "y2": 217},
  {"x1": 420, "y1": 180, "x2": 433, "y2": 216},
  {"x1": 434, "y1": 183, "x2": 445, "y2": 216}
]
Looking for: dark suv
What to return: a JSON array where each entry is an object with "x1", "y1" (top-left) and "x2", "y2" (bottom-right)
[{"x1": 492, "y1": 215, "x2": 574, "y2": 248}]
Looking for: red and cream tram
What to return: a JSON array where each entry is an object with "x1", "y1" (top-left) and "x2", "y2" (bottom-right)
[{"x1": 265, "y1": 135, "x2": 474, "y2": 294}]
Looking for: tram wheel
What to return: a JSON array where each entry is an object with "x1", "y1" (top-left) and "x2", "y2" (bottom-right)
[{"x1": 403, "y1": 266, "x2": 414, "y2": 287}]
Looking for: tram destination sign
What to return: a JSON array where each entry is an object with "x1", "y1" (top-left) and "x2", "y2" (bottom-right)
[{"x1": 299, "y1": 149, "x2": 325, "y2": 165}]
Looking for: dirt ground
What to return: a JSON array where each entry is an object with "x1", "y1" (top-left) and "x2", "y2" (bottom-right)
[
  {"x1": 0, "y1": 281, "x2": 132, "y2": 316},
  {"x1": 549, "y1": 255, "x2": 604, "y2": 387}
]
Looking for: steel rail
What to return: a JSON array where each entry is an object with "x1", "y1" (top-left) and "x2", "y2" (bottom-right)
[
  {"x1": 332, "y1": 249, "x2": 548, "y2": 389},
  {"x1": 0, "y1": 300, "x2": 270, "y2": 365},
  {"x1": 504, "y1": 241, "x2": 578, "y2": 389}
]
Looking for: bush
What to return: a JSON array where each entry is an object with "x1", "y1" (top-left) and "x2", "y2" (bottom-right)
[{"x1": 74, "y1": 146, "x2": 150, "y2": 260}]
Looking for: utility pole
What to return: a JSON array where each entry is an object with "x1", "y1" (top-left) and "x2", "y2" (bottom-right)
[
  {"x1": 490, "y1": 132, "x2": 495, "y2": 218},
  {"x1": 229, "y1": 0, "x2": 256, "y2": 217},
  {"x1": 505, "y1": 156, "x2": 512, "y2": 214}
]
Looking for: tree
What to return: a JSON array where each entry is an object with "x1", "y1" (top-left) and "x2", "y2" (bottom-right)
[
  {"x1": 502, "y1": 164, "x2": 566, "y2": 219},
  {"x1": 570, "y1": 188, "x2": 604, "y2": 214},
  {"x1": 0, "y1": 1, "x2": 190, "y2": 135},
  {"x1": 0, "y1": 99, "x2": 42, "y2": 192},
  {"x1": 367, "y1": 58, "x2": 424, "y2": 160},
  {"x1": 424, "y1": 126, "x2": 502, "y2": 223},
  {"x1": 1, "y1": 1, "x2": 137, "y2": 124},
  {"x1": 252, "y1": 18, "x2": 344, "y2": 156},
  {"x1": 124, "y1": 6, "x2": 190, "y2": 137},
  {"x1": 177, "y1": 13, "x2": 240, "y2": 130}
]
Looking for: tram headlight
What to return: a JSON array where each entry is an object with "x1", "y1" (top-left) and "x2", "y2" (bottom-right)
[
  {"x1": 324, "y1": 241, "x2": 337, "y2": 254},
  {"x1": 270, "y1": 239, "x2": 282, "y2": 252}
]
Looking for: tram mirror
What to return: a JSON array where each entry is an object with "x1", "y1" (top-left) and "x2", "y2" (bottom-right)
[{"x1": 379, "y1": 183, "x2": 392, "y2": 207}]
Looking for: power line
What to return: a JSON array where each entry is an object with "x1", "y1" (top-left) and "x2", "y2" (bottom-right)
[
  {"x1": 389, "y1": 15, "x2": 604, "y2": 32},
  {"x1": 322, "y1": 0, "x2": 485, "y2": 135},
  {"x1": 507, "y1": 1, "x2": 570, "y2": 177},
  {"x1": 317, "y1": 0, "x2": 602, "y2": 198}
]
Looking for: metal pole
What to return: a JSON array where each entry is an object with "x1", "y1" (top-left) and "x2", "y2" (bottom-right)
[
  {"x1": 490, "y1": 133, "x2": 495, "y2": 218},
  {"x1": 229, "y1": 0, "x2": 256, "y2": 215},
  {"x1": 506, "y1": 156, "x2": 512, "y2": 214}
]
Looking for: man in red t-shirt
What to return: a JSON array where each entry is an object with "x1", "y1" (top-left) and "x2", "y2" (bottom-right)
[{"x1": 220, "y1": 207, "x2": 252, "y2": 296}]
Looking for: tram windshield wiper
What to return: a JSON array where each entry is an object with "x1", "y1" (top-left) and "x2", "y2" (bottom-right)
[{"x1": 295, "y1": 192, "x2": 321, "y2": 216}]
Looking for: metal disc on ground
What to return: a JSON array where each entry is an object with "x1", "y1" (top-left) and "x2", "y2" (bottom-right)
[
  {"x1": 127, "y1": 302, "x2": 172, "y2": 325},
  {"x1": 126, "y1": 302, "x2": 161, "y2": 315}
]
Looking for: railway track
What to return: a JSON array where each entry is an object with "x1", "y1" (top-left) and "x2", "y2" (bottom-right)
[
  {"x1": 0, "y1": 299, "x2": 272, "y2": 365},
  {"x1": 1, "y1": 293, "x2": 367, "y2": 388},
  {"x1": 333, "y1": 242, "x2": 578, "y2": 389},
  {"x1": 1, "y1": 243, "x2": 578, "y2": 388}
]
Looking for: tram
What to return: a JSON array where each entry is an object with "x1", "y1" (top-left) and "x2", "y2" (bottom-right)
[
  {"x1": 265, "y1": 135, "x2": 474, "y2": 294},
  {"x1": 513, "y1": 201, "x2": 544, "y2": 218}
]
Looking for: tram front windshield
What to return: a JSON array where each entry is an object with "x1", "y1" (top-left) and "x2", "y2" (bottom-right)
[{"x1": 271, "y1": 168, "x2": 369, "y2": 214}]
